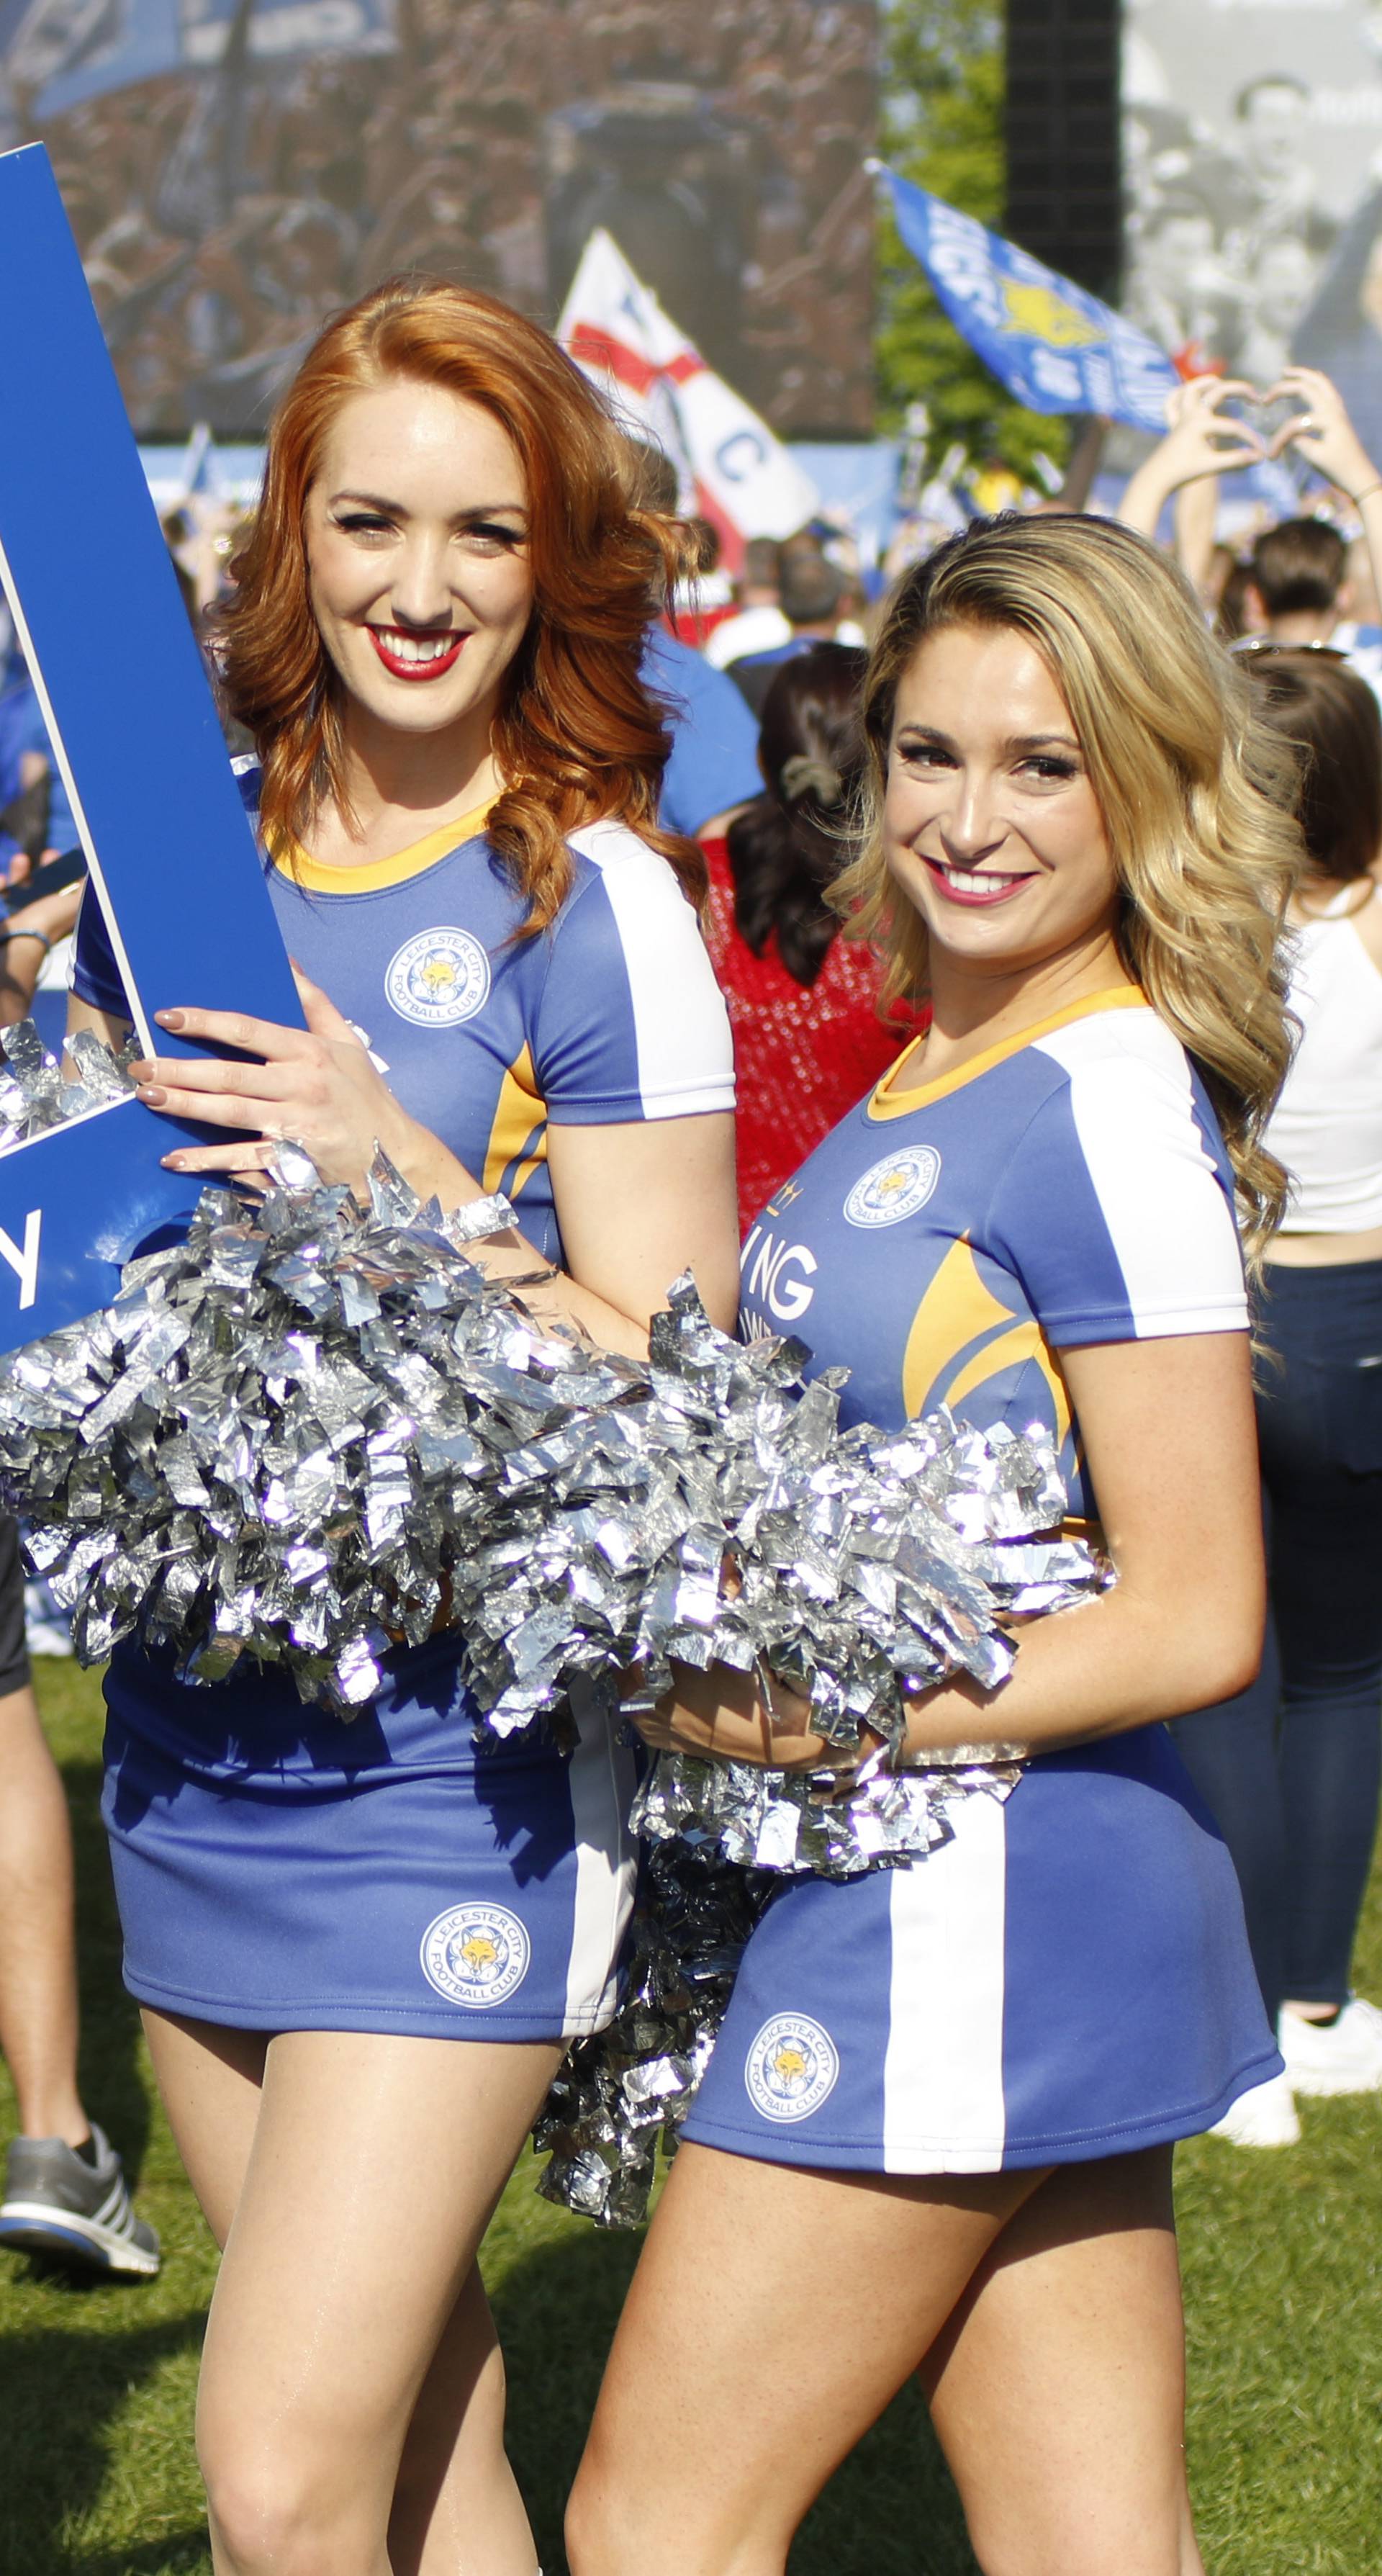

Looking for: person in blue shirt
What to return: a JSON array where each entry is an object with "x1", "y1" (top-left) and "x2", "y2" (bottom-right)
[
  {"x1": 622, "y1": 446, "x2": 763, "y2": 839},
  {"x1": 568, "y1": 515, "x2": 1298, "y2": 2576},
  {"x1": 643, "y1": 622, "x2": 762, "y2": 839},
  {"x1": 70, "y1": 279, "x2": 738, "y2": 2576}
]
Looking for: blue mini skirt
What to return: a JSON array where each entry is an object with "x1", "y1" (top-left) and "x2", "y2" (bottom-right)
[
  {"x1": 101, "y1": 1634, "x2": 638, "y2": 2041},
  {"x1": 683, "y1": 1726, "x2": 1281, "y2": 2172}
]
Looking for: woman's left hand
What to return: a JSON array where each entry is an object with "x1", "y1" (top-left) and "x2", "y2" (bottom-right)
[
  {"x1": 634, "y1": 1659, "x2": 833, "y2": 1770},
  {"x1": 130, "y1": 965, "x2": 432, "y2": 1194}
]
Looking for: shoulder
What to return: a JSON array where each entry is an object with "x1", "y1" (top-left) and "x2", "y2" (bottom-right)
[
  {"x1": 561, "y1": 816, "x2": 702, "y2": 927},
  {"x1": 640, "y1": 628, "x2": 759, "y2": 734},
  {"x1": 536, "y1": 819, "x2": 732, "y2": 1114},
  {"x1": 1029, "y1": 1006, "x2": 1224, "y2": 1148},
  {"x1": 641, "y1": 627, "x2": 710, "y2": 700},
  {"x1": 555, "y1": 816, "x2": 718, "y2": 990},
  {"x1": 991, "y1": 1007, "x2": 1246, "y2": 1341}
]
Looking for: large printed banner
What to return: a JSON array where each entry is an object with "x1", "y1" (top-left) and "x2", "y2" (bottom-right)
[
  {"x1": 0, "y1": 140, "x2": 302, "y2": 1351},
  {"x1": 1, "y1": 0, "x2": 395, "y2": 117},
  {"x1": 1122, "y1": 0, "x2": 1382, "y2": 451},
  {"x1": 885, "y1": 168, "x2": 1180, "y2": 434},
  {"x1": 0, "y1": 0, "x2": 877, "y2": 439}
]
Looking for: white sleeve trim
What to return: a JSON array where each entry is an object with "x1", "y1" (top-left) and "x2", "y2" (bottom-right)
[
  {"x1": 566, "y1": 819, "x2": 735, "y2": 1119},
  {"x1": 1032, "y1": 1022, "x2": 1250, "y2": 1336}
]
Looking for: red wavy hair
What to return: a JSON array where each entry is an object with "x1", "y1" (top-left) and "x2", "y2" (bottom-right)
[{"x1": 220, "y1": 276, "x2": 704, "y2": 929}]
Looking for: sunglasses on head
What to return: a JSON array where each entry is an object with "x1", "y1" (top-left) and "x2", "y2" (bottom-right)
[{"x1": 1229, "y1": 638, "x2": 1350, "y2": 663}]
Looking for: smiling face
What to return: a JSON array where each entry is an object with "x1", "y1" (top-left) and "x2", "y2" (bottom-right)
[
  {"x1": 302, "y1": 377, "x2": 534, "y2": 747},
  {"x1": 882, "y1": 622, "x2": 1121, "y2": 996}
]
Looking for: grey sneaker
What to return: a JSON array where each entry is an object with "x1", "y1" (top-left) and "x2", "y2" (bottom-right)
[{"x1": 0, "y1": 2124, "x2": 160, "y2": 2276}]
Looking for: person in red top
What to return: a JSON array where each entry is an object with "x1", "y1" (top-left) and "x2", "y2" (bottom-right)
[{"x1": 702, "y1": 641, "x2": 921, "y2": 1231}]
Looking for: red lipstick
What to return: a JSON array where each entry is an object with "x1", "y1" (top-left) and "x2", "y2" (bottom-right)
[{"x1": 367, "y1": 627, "x2": 466, "y2": 682}]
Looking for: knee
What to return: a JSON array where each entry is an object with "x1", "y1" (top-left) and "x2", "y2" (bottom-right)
[
  {"x1": 566, "y1": 2451, "x2": 775, "y2": 2576},
  {"x1": 566, "y1": 2454, "x2": 638, "y2": 2576},
  {"x1": 199, "y1": 2433, "x2": 363, "y2": 2576}
]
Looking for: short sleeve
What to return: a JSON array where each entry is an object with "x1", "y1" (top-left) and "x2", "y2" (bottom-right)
[
  {"x1": 536, "y1": 820, "x2": 734, "y2": 1123},
  {"x1": 987, "y1": 1042, "x2": 1248, "y2": 1344}
]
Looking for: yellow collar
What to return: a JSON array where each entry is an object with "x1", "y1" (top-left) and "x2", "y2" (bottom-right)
[
  {"x1": 271, "y1": 793, "x2": 498, "y2": 894},
  {"x1": 867, "y1": 986, "x2": 1148, "y2": 1121}
]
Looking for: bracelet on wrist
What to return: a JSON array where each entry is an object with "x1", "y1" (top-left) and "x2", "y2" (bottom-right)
[
  {"x1": 1352, "y1": 481, "x2": 1382, "y2": 505},
  {"x1": 0, "y1": 927, "x2": 51, "y2": 954}
]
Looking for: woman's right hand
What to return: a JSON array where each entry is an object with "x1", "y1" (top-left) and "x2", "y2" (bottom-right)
[
  {"x1": 1265, "y1": 366, "x2": 1381, "y2": 503},
  {"x1": 1155, "y1": 376, "x2": 1266, "y2": 486}
]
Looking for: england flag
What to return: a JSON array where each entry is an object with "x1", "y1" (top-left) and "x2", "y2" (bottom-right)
[{"x1": 558, "y1": 230, "x2": 818, "y2": 572}]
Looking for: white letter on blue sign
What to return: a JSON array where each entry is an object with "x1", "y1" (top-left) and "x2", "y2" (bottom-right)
[{"x1": 0, "y1": 1208, "x2": 42, "y2": 1309}]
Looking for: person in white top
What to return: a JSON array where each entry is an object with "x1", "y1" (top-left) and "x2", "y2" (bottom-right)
[
  {"x1": 1173, "y1": 639, "x2": 1382, "y2": 2141},
  {"x1": 703, "y1": 536, "x2": 791, "y2": 669}
]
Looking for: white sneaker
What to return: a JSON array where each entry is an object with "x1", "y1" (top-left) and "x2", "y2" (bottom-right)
[
  {"x1": 1278, "y1": 1997, "x2": 1382, "y2": 2097},
  {"x1": 1208, "y1": 2070, "x2": 1301, "y2": 2148}
]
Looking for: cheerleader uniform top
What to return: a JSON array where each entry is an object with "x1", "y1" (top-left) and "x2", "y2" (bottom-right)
[
  {"x1": 73, "y1": 761, "x2": 736, "y2": 1260},
  {"x1": 71, "y1": 770, "x2": 736, "y2": 2044},
  {"x1": 682, "y1": 987, "x2": 1282, "y2": 2171}
]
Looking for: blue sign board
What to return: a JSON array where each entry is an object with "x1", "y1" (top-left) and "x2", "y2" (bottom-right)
[
  {"x1": 0, "y1": 142, "x2": 304, "y2": 1349},
  {"x1": 885, "y1": 169, "x2": 1181, "y2": 436}
]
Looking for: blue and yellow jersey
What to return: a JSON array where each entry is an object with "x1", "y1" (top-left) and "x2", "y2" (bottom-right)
[
  {"x1": 73, "y1": 763, "x2": 734, "y2": 1266},
  {"x1": 739, "y1": 988, "x2": 1248, "y2": 1524}
]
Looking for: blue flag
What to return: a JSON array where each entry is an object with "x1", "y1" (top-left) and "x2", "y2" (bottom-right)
[
  {"x1": 4, "y1": 0, "x2": 395, "y2": 119},
  {"x1": 885, "y1": 169, "x2": 1180, "y2": 435}
]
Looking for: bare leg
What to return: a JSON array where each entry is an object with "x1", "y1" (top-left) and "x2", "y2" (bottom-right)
[
  {"x1": 567, "y1": 2140, "x2": 1042, "y2": 2576},
  {"x1": 923, "y1": 2149, "x2": 1203, "y2": 2576},
  {"x1": 0, "y1": 1680, "x2": 86, "y2": 2144},
  {"x1": 569, "y1": 2140, "x2": 1201, "y2": 2576},
  {"x1": 144, "y1": 2009, "x2": 557, "y2": 2576}
]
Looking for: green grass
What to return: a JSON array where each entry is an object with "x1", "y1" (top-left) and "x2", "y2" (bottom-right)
[{"x1": 1, "y1": 1664, "x2": 1378, "y2": 2576}]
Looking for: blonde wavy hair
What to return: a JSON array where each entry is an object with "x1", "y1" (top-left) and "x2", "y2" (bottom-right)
[{"x1": 832, "y1": 513, "x2": 1301, "y2": 1267}]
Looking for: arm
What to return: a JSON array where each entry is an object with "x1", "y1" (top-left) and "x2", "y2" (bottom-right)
[
  {"x1": 105, "y1": 975, "x2": 741, "y2": 1355},
  {"x1": 1117, "y1": 376, "x2": 1263, "y2": 546},
  {"x1": 640, "y1": 1328, "x2": 1263, "y2": 1770},
  {"x1": 0, "y1": 878, "x2": 83, "y2": 1027},
  {"x1": 1172, "y1": 472, "x2": 1221, "y2": 601},
  {"x1": 1265, "y1": 366, "x2": 1382, "y2": 616}
]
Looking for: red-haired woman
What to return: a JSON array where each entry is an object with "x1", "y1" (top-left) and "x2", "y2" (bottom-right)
[{"x1": 68, "y1": 280, "x2": 739, "y2": 2576}]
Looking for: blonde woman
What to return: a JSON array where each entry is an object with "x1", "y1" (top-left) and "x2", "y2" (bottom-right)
[{"x1": 567, "y1": 515, "x2": 1297, "y2": 2576}]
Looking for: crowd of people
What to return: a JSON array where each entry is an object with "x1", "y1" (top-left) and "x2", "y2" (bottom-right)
[
  {"x1": 19, "y1": 0, "x2": 875, "y2": 438},
  {"x1": 0, "y1": 278, "x2": 1378, "y2": 2575}
]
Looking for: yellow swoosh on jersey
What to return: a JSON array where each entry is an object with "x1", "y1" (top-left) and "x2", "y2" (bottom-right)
[
  {"x1": 482, "y1": 1042, "x2": 547, "y2": 1202},
  {"x1": 902, "y1": 1235, "x2": 1072, "y2": 1451}
]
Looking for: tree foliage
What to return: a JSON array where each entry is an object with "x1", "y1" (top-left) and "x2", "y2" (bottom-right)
[{"x1": 876, "y1": 0, "x2": 1070, "y2": 481}]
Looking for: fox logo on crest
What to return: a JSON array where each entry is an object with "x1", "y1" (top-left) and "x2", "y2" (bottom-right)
[{"x1": 420, "y1": 1903, "x2": 530, "y2": 2008}]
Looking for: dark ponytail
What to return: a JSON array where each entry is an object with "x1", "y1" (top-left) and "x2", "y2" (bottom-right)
[{"x1": 725, "y1": 642, "x2": 867, "y2": 986}]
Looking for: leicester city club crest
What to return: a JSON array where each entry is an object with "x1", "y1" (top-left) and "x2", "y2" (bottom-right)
[
  {"x1": 843, "y1": 1145, "x2": 941, "y2": 1229},
  {"x1": 386, "y1": 927, "x2": 492, "y2": 1028},
  {"x1": 420, "y1": 1903, "x2": 530, "y2": 2008},
  {"x1": 744, "y1": 2013, "x2": 841, "y2": 2122}
]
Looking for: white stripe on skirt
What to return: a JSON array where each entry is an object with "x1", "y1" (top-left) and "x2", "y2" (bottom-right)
[
  {"x1": 562, "y1": 1687, "x2": 639, "y2": 2033},
  {"x1": 882, "y1": 1793, "x2": 1008, "y2": 2172}
]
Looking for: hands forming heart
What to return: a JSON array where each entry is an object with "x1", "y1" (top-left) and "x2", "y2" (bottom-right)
[{"x1": 1158, "y1": 366, "x2": 1382, "y2": 508}]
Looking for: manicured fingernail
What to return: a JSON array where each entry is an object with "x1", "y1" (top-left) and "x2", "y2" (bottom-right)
[
  {"x1": 155, "y1": 1009, "x2": 184, "y2": 1029},
  {"x1": 138, "y1": 1084, "x2": 167, "y2": 1106},
  {"x1": 161, "y1": 1154, "x2": 187, "y2": 1170}
]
